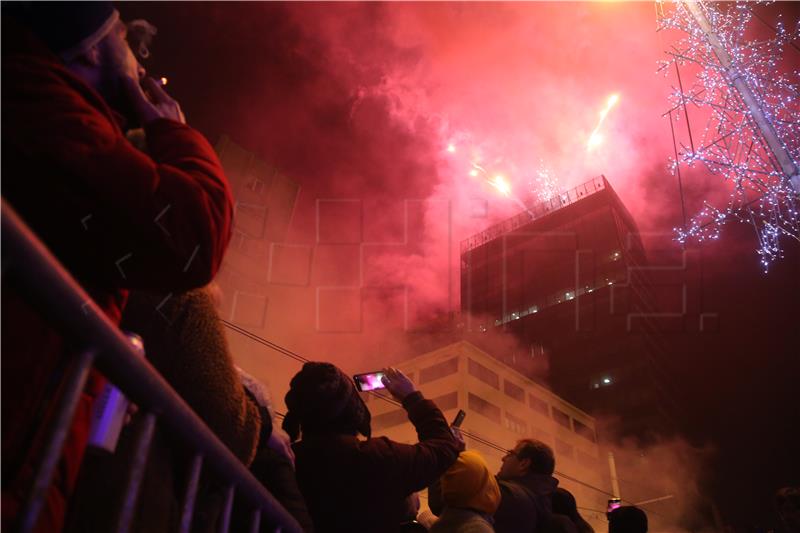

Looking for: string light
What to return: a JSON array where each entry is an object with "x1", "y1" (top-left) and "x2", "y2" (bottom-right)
[{"x1": 658, "y1": 1, "x2": 800, "y2": 271}]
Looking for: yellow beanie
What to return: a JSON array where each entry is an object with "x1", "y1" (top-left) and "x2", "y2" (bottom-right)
[{"x1": 440, "y1": 450, "x2": 501, "y2": 514}]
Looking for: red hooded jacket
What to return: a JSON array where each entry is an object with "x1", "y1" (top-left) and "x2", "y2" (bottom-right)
[{"x1": 1, "y1": 19, "x2": 233, "y2": 531}]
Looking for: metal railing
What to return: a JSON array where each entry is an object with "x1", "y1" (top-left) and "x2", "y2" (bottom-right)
[
  {"x1": 460, "y1": 175, "x2": 607, "y2": 254},
  {"x1": 2, "y1": 199, "x2": 303, "y2": 533}
]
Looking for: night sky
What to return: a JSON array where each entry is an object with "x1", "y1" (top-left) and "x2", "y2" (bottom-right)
[{"x1": 121, "y1": 3, "x2": 799, "y2": 530}]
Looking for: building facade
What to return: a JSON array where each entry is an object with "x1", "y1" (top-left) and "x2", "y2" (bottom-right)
[{"x1": 460, "y1": 176, "x2": 676, "y2": 436}]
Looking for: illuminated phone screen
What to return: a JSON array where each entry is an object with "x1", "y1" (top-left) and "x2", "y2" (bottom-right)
[
  {"x1": 607, "y1": 499, "x2": 622, "y2": 514},
  {"x1": 354, "y1": 372, "x2": 386, "y2": 392}
]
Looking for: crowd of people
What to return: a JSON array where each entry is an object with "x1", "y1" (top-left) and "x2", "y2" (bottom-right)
[{"x1": 2, "y1": 4, "x2": 794, "y2": 533}]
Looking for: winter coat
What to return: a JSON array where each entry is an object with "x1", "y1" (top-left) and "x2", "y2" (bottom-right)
[
  {"x1": 234, "y1": 446, "x2": 316, "y2": 533},
  {"x1": 493, "y1": 473, "x2": 558, "y2": 533},
  {"x1": 292, "y1": 392, "x2": 462, "y2": 533},
  {"x1": 64, "y1": 288, "x2": 261, "y2": 533},
  {"x1": 1, "y1": 19, "x2": 233, "y2": 532},
  {"x1": 430, "y1": 508, "x2": 496, "y2": 533}
]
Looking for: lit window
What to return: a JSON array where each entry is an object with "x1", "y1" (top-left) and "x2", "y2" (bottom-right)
[
  {"x1": 565, "y1": 292, "x2": 574, "y2": 300},
  {"x1": 529, "y1": 306, "x2": 538, "y2": 314}
]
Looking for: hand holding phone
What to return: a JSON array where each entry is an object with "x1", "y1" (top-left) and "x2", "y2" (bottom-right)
[
  {"x1": 451, "y1": 409, "x2": 466, "y2": 427},
  {"x1": 381, "y1": 367, "x2": 416, "y2": 401}
]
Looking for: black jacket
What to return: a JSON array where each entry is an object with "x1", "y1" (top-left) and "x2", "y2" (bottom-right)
[
  {"x1": 293, "y1": 392, "x2": 461, "y2": 533},
  {"x1": 493, "y1": 472, "x2": 558, "y2": 533}
]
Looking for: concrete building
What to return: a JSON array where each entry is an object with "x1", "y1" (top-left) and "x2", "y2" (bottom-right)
[
  {"x1": 212, "y1": 134, "x2": 300, "y2": 330},
  {"x1": 366, "y1": 340, "x2": 611, "y2": 530},
  {"x1": 459, "y1": 175, "x2": 677, "y2": 437},
  {"x1": 211, "y1": 135, "x2": 307, "y2": 406}
]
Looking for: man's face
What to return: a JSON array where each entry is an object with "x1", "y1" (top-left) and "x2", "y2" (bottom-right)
[
  {"x1": 100, "y1": 19, "x2": 142, "y2": 82},
  {"x1": 95, "y1": 19, "x2": 144, "y2": 121},
  {"x1": 498, "y1": 443, "x2": 529, "y2": 480}
]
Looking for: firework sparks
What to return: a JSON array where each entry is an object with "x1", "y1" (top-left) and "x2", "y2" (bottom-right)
[
  {"x1": 587, "y1": 93, "x2": 620, "y2": 150},
  {"x1": 488, "y1": 174, "x2": 512, "y2": 197}
]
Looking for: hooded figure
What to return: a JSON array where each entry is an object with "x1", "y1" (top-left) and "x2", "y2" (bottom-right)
[
  {"x1": 284, "y1": 363, "x2": 461, "y2": 533},
  {"x1": 430, "y1": 451, "x2": 501, "y2": 533},
  {"x1": 2, "y1": 3, "x2": 232, "y2": 531}
]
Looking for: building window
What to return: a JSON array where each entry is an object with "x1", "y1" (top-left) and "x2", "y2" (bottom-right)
[
  {"x1": 577, "y1": 449, "x2": 599, "y2": 469},
  {"x1": 555, "y1": 438, "x2": 574, "y2": 459},
  {"x1": 505, "y1": 412, "x2": 528, "y2": 435},
  {"x1": 503, "y1": 380, "x2": 525, "y2": 403},
  {"x1": 468, "y1": 358, "x2": 500, "y2": 390},
  {"x1": 372, "y1": 409, "x2": 408, "y2": 430},
  {"x1": 529, "y1": 394, "x2": 549, "y2": 416},
  {"x1": 573, "y1": 419, "x2": 596, "y2": 442},
  {"x1": 247, "y1": 177, "x2": 265, "y2": 195},
  {"x1": 552, "y1": 407, "x2": 572, "y2": 430},
  {"x1": 235, "y1": 202, "x2": 269, "y2": 239},
  {"x1": 432, "y1": 391, "x2": 458, "y2": 411},
  {"x1": 420, "y1": 357, "x2": 459, "y2": 384},
  {"x1": 468, "y1": 393, "x2": 501, "y2": 423}
]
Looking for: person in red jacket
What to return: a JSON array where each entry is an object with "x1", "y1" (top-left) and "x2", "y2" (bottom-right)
[
  {"x1": 1, "y1": 3, "x2": 234, "y2": 531},
  {"x1": 283, "y1": 364, "x2": 463, "y2": 533}
]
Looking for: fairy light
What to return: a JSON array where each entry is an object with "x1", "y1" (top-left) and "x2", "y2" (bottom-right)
[{"x1": 658, "y1": 1, "x2": 800, "y2": 271}]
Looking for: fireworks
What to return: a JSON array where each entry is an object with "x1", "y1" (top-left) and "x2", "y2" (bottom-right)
[
  {"x1": 444, "y1": 135, "x2": 561, "y2": 208},
  {"x1": 587, "y1": 93, "x2": 621, "y2": 151},
  {"x1": 488, "y1": 175, "x2": 512, "y2": 197},
  {"x1": 659, "y1": 0, "x2": 800, "y2": 271}
]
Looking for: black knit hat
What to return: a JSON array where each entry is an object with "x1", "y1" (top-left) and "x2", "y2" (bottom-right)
[
  {"x1": 6, "y1": 2, "x2": 118, "y2": 61},
  {"x1": 282, "y1": 362, "x2": 371, "y2": 442}
]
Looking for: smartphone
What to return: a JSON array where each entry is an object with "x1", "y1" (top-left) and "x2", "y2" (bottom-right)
[
  {"x1": 451, "y1": 409, "x2": 466, "y2": 427},
  {"x1": 607, "y1": 498, "x2": 622, "y2": 515},
  {"x1": 353, "y1": 371, "x2": 386, "y2": 392}
]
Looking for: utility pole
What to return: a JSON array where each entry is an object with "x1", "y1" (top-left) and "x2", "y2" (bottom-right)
[
  {"x1": 608, "y1": 451, "x2": 621, "y2": 499},
  {"x1": 682, "y1": 1, "x2": 800, "y2": 194}
]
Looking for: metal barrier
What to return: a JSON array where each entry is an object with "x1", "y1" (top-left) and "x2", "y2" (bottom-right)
[{"x1": 2, "y1": 199, "x2": 303, "y2": 533}]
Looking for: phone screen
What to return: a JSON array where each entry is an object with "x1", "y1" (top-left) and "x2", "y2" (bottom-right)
[
  {"x1": 607, "y1": 498, "x2": 622, "y2": 514},
  {"x1": 353, "y1": 372, "x2": 386, "y2": 392}
]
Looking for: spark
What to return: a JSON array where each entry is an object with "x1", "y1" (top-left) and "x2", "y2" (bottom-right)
[
  {"x1": 488, "y1": 175, "x2": 512, "y2": 197},
  {"x1": 471, "y1": 163, "x2": 512, "y2": 197},
  {"x1": 587, "y1": 93, "x2": 620, "y2": 151}
]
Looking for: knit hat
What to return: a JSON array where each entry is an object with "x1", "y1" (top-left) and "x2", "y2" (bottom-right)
[
  {"x1": 282, "y1": 362, "x2": 371, "y2": 442},
  {"x1": 6, "y1": 2, "x2": 119, "y2": 62},
  {"x1": 440, "y1": 450, "x2": 501, "y2": 515}
]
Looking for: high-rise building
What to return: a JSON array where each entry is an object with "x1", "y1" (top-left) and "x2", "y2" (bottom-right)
[
  {"x1": 367, "y1": 340, "x2": 611, "y2": 530},
  {"x1": 460, "y1": 176, "x2": 676, "y2": 436}
]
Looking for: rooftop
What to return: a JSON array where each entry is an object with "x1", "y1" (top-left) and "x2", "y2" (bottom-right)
[{"x1": 460, "y1": 175, "x2": 607, "y2": 254}]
